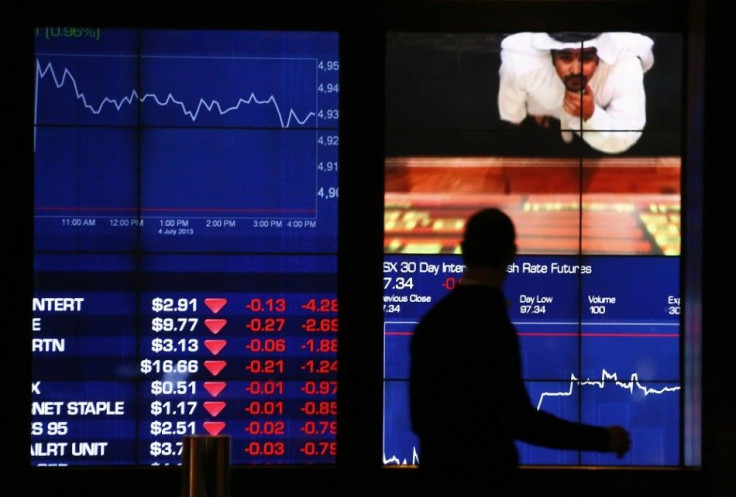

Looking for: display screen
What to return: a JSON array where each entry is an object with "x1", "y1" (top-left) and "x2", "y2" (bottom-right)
[
  {"x1": 383, "y1": 32, "x2": 683, "y2": 466},
  {"x1": 32, "y1": 28, "x2": 339, "y2": 466}
]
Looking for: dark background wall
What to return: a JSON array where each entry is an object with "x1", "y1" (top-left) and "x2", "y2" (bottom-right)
[{"x1": 3, "y1": 1, "x2": 732, "y2": 496}]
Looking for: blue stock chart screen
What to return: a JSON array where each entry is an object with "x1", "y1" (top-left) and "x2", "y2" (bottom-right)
[
  {"x1": 382, "y1": 255, "x2": 681, "y2": 466},
  {"x1": 31, "y1": 28, "x2": 339, "y2": 466}
]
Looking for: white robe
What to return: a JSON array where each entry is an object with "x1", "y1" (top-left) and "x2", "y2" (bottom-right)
[{"x1": 498, "y1": 32, "x2": 654, "y2": 154}]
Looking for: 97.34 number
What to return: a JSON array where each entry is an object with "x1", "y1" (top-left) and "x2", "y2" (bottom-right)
[{"x1": 519, "y1": 304, "x2": 546, "y2": 315}]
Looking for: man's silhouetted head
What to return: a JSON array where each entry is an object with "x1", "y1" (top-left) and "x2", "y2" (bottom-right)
[{"x1": 460, "y1": 208, "x2": 517, "y2": 268}]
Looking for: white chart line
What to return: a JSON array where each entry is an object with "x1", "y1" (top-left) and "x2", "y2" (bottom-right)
[{"x1": 536, "y1": 369, "x2": 681, "y2": 411}]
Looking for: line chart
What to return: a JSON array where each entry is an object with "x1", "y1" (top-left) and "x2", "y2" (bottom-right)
[
  {"x1": 34, "y1": 57, "x2": 318, "y2": 130},
  {"x1": 535, "y1": 369, "x2": 681, "y2": 411},
  {"x1": 382, "y1": 368, "x2": 681, "y2": 466},
  {"x1": 33, "y1": 30, "x2": 340, "y2": 254},
  {"x1": 383, "y1": 446, "x2": 420, "y2": 466}
]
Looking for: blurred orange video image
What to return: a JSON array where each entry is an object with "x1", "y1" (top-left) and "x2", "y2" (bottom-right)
[{"x1": 385, "y1": 155, "x2": 680, "y2": 255}]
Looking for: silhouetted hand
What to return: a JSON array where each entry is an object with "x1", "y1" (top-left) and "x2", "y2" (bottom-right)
[{"x1": 606, "y1": 425, "x2": 630, "y2": 458}]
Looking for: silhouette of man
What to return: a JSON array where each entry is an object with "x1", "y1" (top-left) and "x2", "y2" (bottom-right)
[
  {"x1": 409, "y1": 208, "x2": 630, "y2": 496},
  {"x1": 498, "y1": 32, "x2": 654, "y2": 154}
]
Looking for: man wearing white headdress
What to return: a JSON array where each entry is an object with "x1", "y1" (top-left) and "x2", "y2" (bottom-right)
[{"x1": 498, "y1": 32, "x2": 654, "y2": 154}]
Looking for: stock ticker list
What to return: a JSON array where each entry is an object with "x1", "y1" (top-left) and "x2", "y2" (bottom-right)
[
  {"x1": 32, "y1": 263, "x2": 338, "y2": 466},
  {"x1": 31, "y1": 29, "x2": 339, "y2": 466}
]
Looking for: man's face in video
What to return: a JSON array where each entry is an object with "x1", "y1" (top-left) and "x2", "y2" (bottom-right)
[{"x1": 551, "y1": 47, "x2": 600, "y2": 92}]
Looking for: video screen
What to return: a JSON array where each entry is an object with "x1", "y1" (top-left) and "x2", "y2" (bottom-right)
[
  {"x1": 32, "y1": 28, "x2": 339, "y2": 466},
  {"x1": 383, "y1": 32, "x2": 682, "y2": 466}
]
